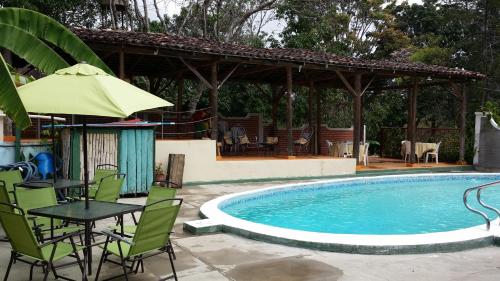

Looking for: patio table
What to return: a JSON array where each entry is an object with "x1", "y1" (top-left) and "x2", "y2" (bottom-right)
[
  {"x1": 331, "y1": 142, "x2": 365, "y2": 161},
  {"x1": 22, "y1": 179, "x2": 88, "y2": 190},
  {"x1": 28, "y1": 200, "x2": 143, "y2": 280},
  {"x1": 401, "y1": 142, "x2": 438, "y2": 160},
  {"x1": 21, "y1": 179, "x2": 92, "y2": 199},
  {"x1": 415, "y1": 142, "x2": 438, "y2": 159}
]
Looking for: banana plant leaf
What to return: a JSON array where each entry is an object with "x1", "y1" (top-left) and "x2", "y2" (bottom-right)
[
  {"x1": 0, "y1": 8, "x2": 114, "y2": 75},
  {"x1": 0, "y1": 23, "x2": 69, "y2": 74},
  {"x1": 0, "y1": 54, "x2": 30, "y2": 129}
]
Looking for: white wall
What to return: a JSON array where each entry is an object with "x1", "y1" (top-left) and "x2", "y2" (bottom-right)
[{"x1": 155, "y1": 139, "x2": 356, "y2": 184}]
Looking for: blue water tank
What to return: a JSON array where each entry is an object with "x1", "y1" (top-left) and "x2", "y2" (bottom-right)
[{"x1": 34, "y1": 152, "x2": 54, "y2": 179}]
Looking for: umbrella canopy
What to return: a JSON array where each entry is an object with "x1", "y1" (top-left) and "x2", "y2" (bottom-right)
[
  {"x1": 17, "y1": 63, "x2": 172, "y2": 210},
  {"x1": 18, "y1": 63, "x2": 172, "y2": 117}
]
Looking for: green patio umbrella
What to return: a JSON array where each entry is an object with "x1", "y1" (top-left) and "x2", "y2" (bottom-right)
[{"x1": 18, "y1": 63, "x2": 172, "y2": 208}]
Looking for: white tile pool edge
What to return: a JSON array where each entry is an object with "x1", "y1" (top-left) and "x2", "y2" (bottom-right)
[{"x1": 199, "y1": 173, "x2": 500, "y2": 254}]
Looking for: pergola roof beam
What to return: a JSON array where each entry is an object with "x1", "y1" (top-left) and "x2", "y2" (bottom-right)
[{"x1": 179, "y1": 57, "x2": 213, "y2": 90}]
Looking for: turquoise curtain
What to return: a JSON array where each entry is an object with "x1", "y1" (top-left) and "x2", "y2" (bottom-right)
[{"x1": 119, "y1": 129, "x2": 154, "y2": 194}]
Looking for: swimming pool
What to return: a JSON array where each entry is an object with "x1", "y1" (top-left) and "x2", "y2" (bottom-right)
[{"x1": 200, "y1": 173, "x2": 500, "y2": 254}]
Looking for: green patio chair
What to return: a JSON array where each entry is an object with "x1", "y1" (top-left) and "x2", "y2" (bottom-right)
[
  {"x1": 14, "y1": 186, "x2": 82, "y2": 240},
  {"x1": 94, "y1": 173, "x2": 126, "y2": 203},
  {"x1": 0, "y1": 180, "x2": 11, "y2": 242},
  {"x1": 89, "y1": 164, "x2": 119, "y2": 199},
  {"x1": 127, "y1": 185, "x2": 178, "y2": 226},
  {"x1": 0, "y1": 169, "x2": 23, "y2": 203},
  {"x1": 0, "y1": 180, "x2": 10, "y2": 208},
  {"x1": 115, "y1": 186, "x2": 178, "y2": 258},
  {"x1": 96, "y1": 198, "x2": 183, "y2": 281},
  {"x1": 0, "y1": 203, "x2": 84, "y2": 281}
]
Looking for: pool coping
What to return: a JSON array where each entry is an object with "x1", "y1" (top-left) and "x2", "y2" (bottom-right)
[{"x1": 198, "y1": 173, "x2": 500, "y2": 255}]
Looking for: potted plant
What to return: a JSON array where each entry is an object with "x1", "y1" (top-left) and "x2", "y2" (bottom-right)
[{"x1": 155, "y1": 163, "x2": 166, "y2": 181}]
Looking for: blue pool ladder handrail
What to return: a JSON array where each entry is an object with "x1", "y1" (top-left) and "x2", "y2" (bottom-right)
[{"x1": 463, "y1": 180, "x2": 500, "y2": 231}]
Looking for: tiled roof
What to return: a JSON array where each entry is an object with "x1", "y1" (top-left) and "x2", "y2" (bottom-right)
[{"x1": 74, "y1": 28, "x2": 485, "y2": 80}]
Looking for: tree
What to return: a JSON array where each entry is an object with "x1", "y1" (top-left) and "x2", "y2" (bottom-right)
[
  {"x1": 0, "y1": 0, "x2": 101, "y2": 27},
  {"x1": 276, "y1": 0, "x2": 395, "y2": 56},
  {"x1": 0, "y1": 7, "x2": 113, "y2": 129},
  {"x1": 171, "y1": 0, "x2": 280, "y2": 43}
]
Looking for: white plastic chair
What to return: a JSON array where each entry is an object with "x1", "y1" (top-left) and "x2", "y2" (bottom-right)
[
  {"x1": 344, "y1": 141, "x2": 353, "y2": 157},
  {"x1": 362, "y1": 142, "x2": 370, "y2": 166},
  {"x1": 425, "y1": 141, "x2": 442, "y2": 164},
  {"x1": 326, "y1": 140, "x2": 334, "y2": 156}
]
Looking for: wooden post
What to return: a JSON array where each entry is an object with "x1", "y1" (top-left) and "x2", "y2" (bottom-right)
[
  {"x1": 308, "y1": 82, "x2": 315, "y2": 153},
  {"x1": 353, "y1": 74, "x2": 362, "y2": 164},
  {"x1": 176, "y1": 77, "x2": 184, "y2": 136},
  {"x1": 0, "y1": 112, "x2": 3, "y2": 142},
  {"x1": 409, "y1": 82, "x2": 418, "y2": 164},
  {"x1": 316, "y1": 87, "x2": 321, "y2": 155},
  {"x1": 119, "y1": 49, "x2": 125, "y2": 80},
  {"x1": 286, "y1": 66, "x2": 293, "y2": 156},
  {"x1": 459, "y1": 86, "x2": 467, "y2": 163},
  {"x1": 407, "y1": 86, "x2": 412, "y2": 141},
  {"x1": 272, "y1": 85, "x2": 280, "y2": 136},
  {"x1": 308, "y1": 82, "x2": 314, "y2": 129},
  {"x1": 210, "y1": 62, "x2": 218, "y2": 140},
  {"x1": 456, "y1": 83, "x2": 467, "y2": 163},
  {"x1": 14, "y1": 127, "x2": 21, "y2": 162}
]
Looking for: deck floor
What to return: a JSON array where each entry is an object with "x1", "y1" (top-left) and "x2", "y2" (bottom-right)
[
  {"x1": 358, "y1": 157, "x2": 470, "y2": 171},
  {"x1": 217, "y1": 155, "x2": 471, "y2": 172}
]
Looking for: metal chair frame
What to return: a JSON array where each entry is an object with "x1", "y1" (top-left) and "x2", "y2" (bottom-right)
[
  {"x1": 95, "y1": 198, "x2": 183, "y2": 281},
  {"x1": 0, "y1": 203, "x2": 84, "y2": 281}
]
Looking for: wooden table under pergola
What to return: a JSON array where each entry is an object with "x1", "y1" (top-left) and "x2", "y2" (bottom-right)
[{"x1": 74, "y1": 28, "x2": 485, "y2": 165}]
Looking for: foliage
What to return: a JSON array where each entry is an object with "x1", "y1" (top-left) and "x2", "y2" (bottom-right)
[
  {"x1": 155, "y1": 163, "x2": 164, "y2": 175},
  {"x1": 276, "y1": 0, "x2": 396, "y2": 56},
  {"x1": 168, "y1": 0, "x2": 280, "y2": 43},
  {"x1": 3, "y1": 1, "x2": 500, "y2": 163},
  {"x1": 380, "y1": 127, "x2": 460, "y2": 162},
  {"x1": 0, "y1": 7, "x2": 113, "y2": 129},
  {"x1": 0, "y1": 54, "x2": 29, "y2": 128},
  {"x1": 0, "y1": 0, "x2": 101, "y2": 27},
  {"x1": 0, "y1": 8, "x2": 113, "y2": 74},
  {"x1": 481, "y1": 100, "x2": 500, "y2": 122}
]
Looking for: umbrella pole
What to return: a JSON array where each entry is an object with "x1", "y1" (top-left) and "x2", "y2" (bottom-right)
[
  {"x1": 51, "y1": 115, "x2": 57, "y2": 184},
  {"x1": 83, "y1": 117, "x2": 89, "y2": 209}
]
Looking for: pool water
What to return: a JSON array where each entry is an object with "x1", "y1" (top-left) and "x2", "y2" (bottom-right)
[{"x1": 221, "y1": 176, "x2": 500, "y2": 235}]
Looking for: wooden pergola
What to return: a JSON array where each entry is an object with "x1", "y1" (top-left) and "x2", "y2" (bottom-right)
[{"x1": 74, "y1": 28, "x2": 485, "y2": 164}]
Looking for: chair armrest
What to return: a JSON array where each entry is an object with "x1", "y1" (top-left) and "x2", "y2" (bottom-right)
[
  {"x1": 39, "y1": 230, "x2": 83, "y2": 248},
  {"x1": 27, "y1": 215, "x2": 38, "y2": 221},
  {"x1": 167, "y1": 181, "x2": 181, "y2": 188},
  {"x1": 154, "y1": 180, "x2": 181, "y2": 188},
  {"x1": 27, "y1": 216, "x2": 45, "y2": 229},
  {"x1": 102, "y1": 229, "x2": 134, "y2": 245}
]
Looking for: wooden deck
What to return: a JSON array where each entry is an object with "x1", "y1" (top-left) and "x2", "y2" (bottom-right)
[
  {"x1": 217, "y1": 155, "x2": 471, "y2": 172},
  {"x1": 357, "y1": 157, "x2": 470, "y2": 171},
  {"x1": 217, "y1": 155, "x2": 336, "y2": 161}
]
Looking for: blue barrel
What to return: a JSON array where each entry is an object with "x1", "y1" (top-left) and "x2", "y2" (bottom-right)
[{"x1": 34, "y1": 152, "x2": 54, "y2": 179}]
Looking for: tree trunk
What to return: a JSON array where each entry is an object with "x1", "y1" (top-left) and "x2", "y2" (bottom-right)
[
  {"x1": 132, "y1": 0, "x2": 143, "y2": 31},
  {"x1": 141, "y1": 0, "x2": 149, "y2": 31},
  {"x1": 202, "y1": 0, "x2": 210, "y2": 38},
  {"x1": 109, "y1": 0, "x2": 117, "y2": 29},
  {"x1": 187, "y1": 83, "x2": 207, "y2": 117},
  {"x1": 153, "y1": 0, "x2": 166, "y2": 32}
]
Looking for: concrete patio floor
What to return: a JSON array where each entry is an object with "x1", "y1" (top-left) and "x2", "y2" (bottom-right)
[{"x1": 1, "y1": 179, "x2": 499, "y2": 280}]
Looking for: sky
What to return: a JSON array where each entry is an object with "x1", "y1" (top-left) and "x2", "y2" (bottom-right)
[{"x1": 143, "y1": 0, "x2": 424, "y2": 35}]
